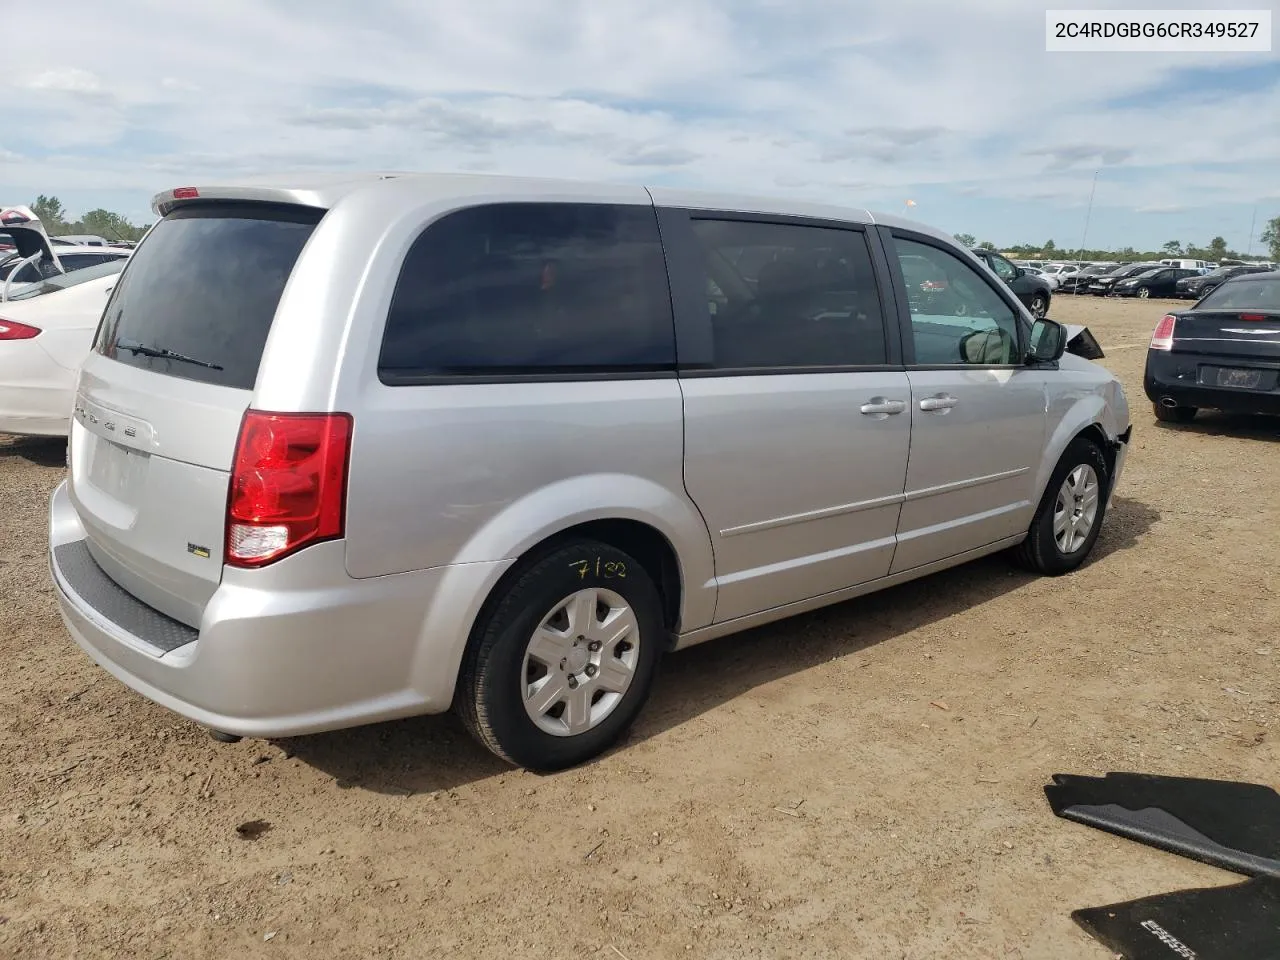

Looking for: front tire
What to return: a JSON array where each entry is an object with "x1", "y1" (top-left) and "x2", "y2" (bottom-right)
[
  {"x1": 1153, "y1": 401, "x2": 1197, "y2": 424},
  {"x1": 1030, "y1": 294, "x2": 1048, "y2": 318},
  {"x1": 1016, "y1": 438, "x2": 1110, "y2": 575},
  {"x1": 457, "y1": 540, "x2": 664, "y2": 771},
  {"x1": 1137, "y1": 286, "x2": 1151, "y2": 299}
]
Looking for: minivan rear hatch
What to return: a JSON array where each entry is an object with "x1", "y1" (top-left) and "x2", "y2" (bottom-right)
[{"x1": 68, "y1": 201, "x2": 323, "y2": 627}]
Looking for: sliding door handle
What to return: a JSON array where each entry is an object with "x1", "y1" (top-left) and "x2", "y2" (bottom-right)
[
  {"x1": 919, "y1": 394, "x2": 959, "y2": 412},
  {"x1": 860, "y1": 398, "x2": 907, "y2": 416}
]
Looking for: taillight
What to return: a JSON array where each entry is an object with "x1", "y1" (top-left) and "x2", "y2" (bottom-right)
[
  {"x1": 225, "y1": 411, "x2": 353, "y2": 568},
  {"x1": 1150, "y1": 314, "x2": 1177, "y2": 351},
  {"x1": 172, "y1": 186, "x2": 200, "y2": 199},
  {"x1": 1239, "y1": 313, "x2": 1267, "y2": 322},
  {"x1": 0, "y1": 318, "x2": 41, "y2": 340}
]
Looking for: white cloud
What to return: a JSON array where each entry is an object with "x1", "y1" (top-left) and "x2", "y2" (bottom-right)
[
  {"x1": 160, "y1": 77, "x2": 201, "y2": 93},
  {"x1": 0, "y1": 0, "x2": 1273, "y2": 240},
  {"x1": 22, "y1": 68, "x2": 104, "y2": 96}
]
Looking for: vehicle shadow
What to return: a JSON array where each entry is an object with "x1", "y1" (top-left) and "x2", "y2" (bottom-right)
[
  {"x1": 283, "y1": 495, "x2": 1160, "y2": 794},
  {"x1": 1153, "y1": 412, "x2": 1280, "y2": 443},
  {"x1": 0, "y1": 436, "x2": 67, "y2": 467}
]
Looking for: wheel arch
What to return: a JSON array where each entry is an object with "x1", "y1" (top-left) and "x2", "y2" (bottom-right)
[
  {"x1": 471, "y1": 518, "x2": 687, "y2": 644},
  {"x1": 407, "y1": 476, "x2": 716, "y2": 710},
  {"x1": 1033, "y1": 396, "x2": 1121, "y2": 506}
]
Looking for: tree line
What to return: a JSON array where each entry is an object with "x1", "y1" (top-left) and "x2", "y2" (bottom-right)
[
  {"x1": 954, "y1": 218, "x2": 1280, "y2": 263},
  {"x1": 29, "y1": 195, "x2": 151, "y2": 243}
]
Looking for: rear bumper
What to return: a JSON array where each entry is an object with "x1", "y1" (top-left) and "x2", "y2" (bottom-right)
[
  {"x1": 1144, "y1": 351, "x2": 1280, "y2": 415},
  {"x1": 49, "y1": 480, "x2": 511, "y2": 738}
]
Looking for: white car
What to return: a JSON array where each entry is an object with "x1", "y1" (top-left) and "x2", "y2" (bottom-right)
[
  {"x1": 1023, "y1": 266, "x2": 1061, "y2": 291},
  {"x1": 0, "y1": 260, "x2": 124, "y2": 436},
  {"x1": 1041, "y1": 263, "x2": 1082, "y2": 282}
]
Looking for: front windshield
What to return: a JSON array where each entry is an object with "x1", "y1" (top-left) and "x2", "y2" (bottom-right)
[
  {"x1": 1198, "y1": 277, "x2": 1280, "y2": 311},
  {"x1": 6, "y1": 257, "x2": 126, "y2": 301}
]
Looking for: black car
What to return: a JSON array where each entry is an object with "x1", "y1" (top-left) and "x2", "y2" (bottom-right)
[
  {"x1": 1111, "y1": 266, "x2": 1201, "y2": 299},
  {"x1": 1175, "y1": 264, "x2": 1271, "y2": 300},
  {"x1": 1059, "y1": 264, "x2": 1116, "y2": 294},
  {"x1": 1144, "y1": 271, "x2": 1280, "y2": 422},
  {"x1": 970, "y1": 248, "x2": 1052, "y2": 317},
  {"x1": 1087, "y1": 262, "x2": 1164, "y2": 296}
]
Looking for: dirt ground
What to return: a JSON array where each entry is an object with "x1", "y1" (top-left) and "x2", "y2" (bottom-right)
[{"x1": 1, "y1": 294, "x2": 1276, "y2": 960}]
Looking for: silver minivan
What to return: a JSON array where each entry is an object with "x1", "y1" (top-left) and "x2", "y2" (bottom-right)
[{"x1": 49, "y1": 173, "x2": 1131, "y2": 770}]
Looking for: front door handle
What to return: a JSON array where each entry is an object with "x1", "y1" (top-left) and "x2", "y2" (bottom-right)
[
  {"x1": 860, "y1": 398, "x2": 907, "y2": 417},
  {"x1": 919, "y1": 394, "x2": 959, "y2": 412}
]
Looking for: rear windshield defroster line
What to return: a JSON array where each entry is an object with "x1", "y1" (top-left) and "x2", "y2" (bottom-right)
[{"x1": 94, "y1": 203, "x2": 323, "y2": 391}]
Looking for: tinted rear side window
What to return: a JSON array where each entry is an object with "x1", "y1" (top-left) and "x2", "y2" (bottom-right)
[
  {"x1": 94, "y1": 204, "x2": 322, "y2": 390},
  {"x1": 379, "y1": 202, "x2": 674, "y2": 381},
  {"x1": 690, "y1": 218, "x2": 887, "y2": 369}
]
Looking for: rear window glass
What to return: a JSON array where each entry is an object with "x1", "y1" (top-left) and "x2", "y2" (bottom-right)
[
  {"x1": 379, "y1": 202, "x2": 674, "y2": 381},
  {"x1": 1198, "y1": 277, "x2": 1280, "y2": 311},
  {"x1": 94, "y1": 204, "x2": 322, "y2": 390}
]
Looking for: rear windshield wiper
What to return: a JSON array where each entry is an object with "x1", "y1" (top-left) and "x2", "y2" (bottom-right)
[{"x1": 115, "y1": 339, "x2": 224, "y2": 371}]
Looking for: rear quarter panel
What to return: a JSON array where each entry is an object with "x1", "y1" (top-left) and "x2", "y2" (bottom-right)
[
  {"x1": 18, "y1": 276, "x2": 117, "y2": 370},
  {"x1": 267, "y1": 180, "x2": 718, "y2": 633}
]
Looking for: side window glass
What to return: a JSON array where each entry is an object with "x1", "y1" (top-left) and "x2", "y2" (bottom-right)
[
  {"x1": 687, "y1": 219, "x2": 887, "y2": 369},
  {"x1": 379, "y1": 203, "x2": 674, "y2": 380},
  {"x1": 989, "y1": 254, "x2": 1018, "y2": 282},
  {"x1": 892, "y1": 237, "x2": 1021, "y2": 366}
]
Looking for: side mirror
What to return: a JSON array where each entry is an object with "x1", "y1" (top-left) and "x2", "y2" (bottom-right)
[
  {"x1": 1014, "y1": 267, "x2": 1026, "y2": 278},
  {"x1": 1027, "y1": 318, "x2": 1067, "y2": 364}
]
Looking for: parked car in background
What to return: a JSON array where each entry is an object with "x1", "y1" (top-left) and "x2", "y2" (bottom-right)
[
  {"x1": 1088, "y1": 263, "x2": 1167, "y2": 296},
  {"x1": 1144, "y1": 271, "x2": 1280, "y2": 422},
  {"x1": 55, "y1": 235, "x2": 111, "y2": 247},
  {"x1": 970, "y1": 247, "x2": 1053, "y2": 317},
  {"x1": 0, "y1": 259, "x2": 126, "y2": 436},
  {"x1": 1159, "y1": 259, "x2": 1210, "y2": 272},
  {"x1": 47, "y1": 173, "x2": 1131, "y2": 771},
  {"x1": 1, "y1": 247, "x2": 129, "y2": 294},
  {"x1": 1175, "y1": 263, "x2": 1272, "y2": 300},
  {"x1": 1060, "y1": 264, "x2": 1116, "y2": 294},
  {"x1": 1042, "y1": 263, "x2": 1081, "y2": 283},
  {"x1": 1022, "y1": 266, "x2": 1060, "y2": 290},
  {"x1": 1112, "y1": 266, "x2": 1202, "y2": 299}
]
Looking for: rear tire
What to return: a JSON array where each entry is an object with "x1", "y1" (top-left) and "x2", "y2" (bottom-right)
[
  {"x1": 1015, "y1": 438, "x2": 1110, "y2": 576},
  {"x1": 457, "y1": 540, "x2": 663, "y2": 771},
  {"x1": 1030, "y1": 294, "x2": 1048, "y2": 318},
  {"x1": 1153, "y1": 401, "x2": 1197, "y2": 424}
]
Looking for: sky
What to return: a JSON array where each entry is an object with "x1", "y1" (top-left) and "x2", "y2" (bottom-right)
[{"x1": 0, "y1": 0, "x2": 1277, "y2": 252}]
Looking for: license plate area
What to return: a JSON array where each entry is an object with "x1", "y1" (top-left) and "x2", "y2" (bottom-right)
[
  {"x1": 1199, "y1": 366, "x2": 1270, "y2": 390},
  {"x1": 87, "y1": 434, "x2": 150, "y2": 502}
]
